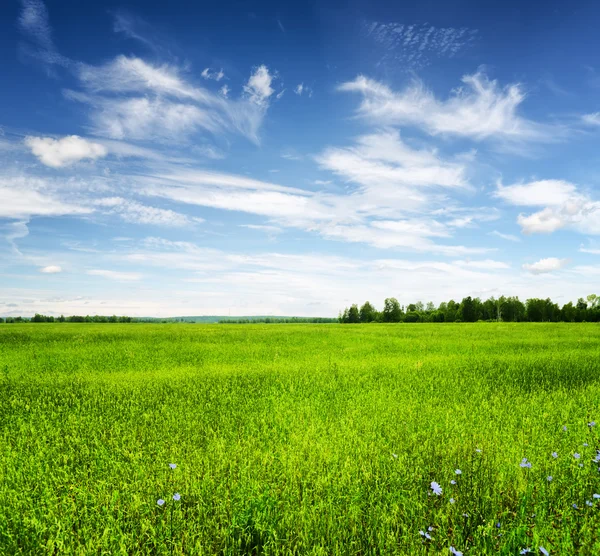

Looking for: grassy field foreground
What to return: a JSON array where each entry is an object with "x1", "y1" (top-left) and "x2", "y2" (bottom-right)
[{"x1": 1, "y1": 323, "x2": 600, "y2": 554}]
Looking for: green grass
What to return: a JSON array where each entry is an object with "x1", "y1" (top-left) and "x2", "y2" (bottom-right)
[{"x1": 1, "y1": 323, "x2": 600, "y2": 555}]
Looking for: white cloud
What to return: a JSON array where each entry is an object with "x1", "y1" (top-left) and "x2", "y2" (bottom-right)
[
  {"x1": 81, "y1": 96, "x2": 222, "y2": 142},
  {"x1": 489, "y1": 230, "x2": 521, "y2": 242},
  {"x1": 94, "y1": 197, "x2": 194, "y2": 227},
  {"x1": 338, "y1": 71, "x2": 556, "y2": 142},
  {"x1": 201, "y1": 68, "x2": 225, "y2": 81},
  {"x1": 582, "y1": 112, "x2": 600, "y2": 126},
  {"x1": 580, "y1": 246, "x2": 600, "y2": 255},
  {"x1": 517, "y1": 208, "x2": 566, "y2": 234},
  {"x1": 25, "y1": 135, "x2": 108, "y2": 168},
  {"x1": 494, "y1": 180, "x2": 577, "y2": 207},
  {"x1": 495, "y1": 180, "x2": 600, "y2": 235},
  {"x1": 78, "y1": 56, "x2": 209, "y2": 101},
  {"x1": 295, "y1": 83, "x2": 304, "y2": 95},
  {"x1": 244, "y1": 65, "x2": 276, "y2": 107},
  {"x1": 40, "y1": 265, "x2": 62, "y2": 273},
  {"x1": 87, "y1": 269, "x2": 142, "y2": 281},
  {"x1": 67, "y1": 56, "x2": 272, "y2": 144},
  {"x1": 139, "y1": 157, "x2": 488, "y2": 255},
  {"x1": 0, "y1": 177, "x2": 92, "y2": 219},
  {"x1": 522, "y1": 257, "x2": 568, "y2": 274},
  {"x1": 315, "y1": 130, "x2": 468, "y2": 218}
]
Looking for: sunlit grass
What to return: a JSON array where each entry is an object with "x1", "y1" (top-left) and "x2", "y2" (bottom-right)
[{"x1": 1, "y1": 323, "x2": 599, "y2": 554}]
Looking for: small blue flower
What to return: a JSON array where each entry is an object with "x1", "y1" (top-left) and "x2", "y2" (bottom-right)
[
  {"x1": 520, "y1": 549, "x2": 530, "y2": 555},
  {"x1": 547, "y1": 476, "x2": 553, "y2": 482},
  {"x1": 419, "y1": 530, "x2": 432, "y2": 540},
  {"x1": 157, "y1": 499, "x2": 165, "y2": 507},
  {"x1": 583, "y1": 443, "x2": 588, "y2": 447},
  {"x1": 588, "y1": 421, "x2": 596, "y2": 427},
  {"x1": 579, "y1": 463, "x2": 584, "y2": 468},
  {"x1": 431, "y1": 481, "x2": 442, "y2": 495},
  {"x1": 169, "y1": 463, "x2": 177, "y2": 470},
  {"x1": 449, "y1": 547, "x2": 463, "y2": 556},
  {"x1": 520, "y1": 457, "x2": 532, "y2": 468},
  {"x1": 562, "y1": 425, "x2": 567, "y2": 431},
  {"x1": 476, "y1": 448, "x2": 482, "y2": 453},
  {"x1": 551, "y1": 452, "x2": 558, "y2": 458},
  {"x1": 540, "y1": 548, "x2": 549, "y2": 556},
  {"x1": 586, "y1": 500, "x2": 593, "y2": 507},
  {"x1": 392, "y1": 453, "x2": 398, "y2": 459},
  {"x1": 455, "y1": 469, "x2": 462, "y2": 475},
  {"x1": 450, "y1": 497, "x2": 455, "y2": 504},
  {"x1": 593, "y1": 493, "x2": 600, "y2": 499},
  {"x1": 574, "y1": 453, "x2": 581, "y2": 460},
  {"x1": 173, "y1": 493, "x2": 181, "y2": 501},
  {"x1": 451, "y1": 479, "x2": 457, "y2": 485},
  {"x1": 496, "y1": 522, "x2": 501, "y2": 528},
  {"x1": 573, "y1": 503, "x2": 578, "y2": 509}
]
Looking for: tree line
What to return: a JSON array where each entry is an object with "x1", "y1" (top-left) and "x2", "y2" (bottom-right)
[
  {"x1": 0, "y1": 314, "x2": 134, "y2": 323},
  {"x1": 339, "y1": 294, "x2": 600, "y2": 323}
]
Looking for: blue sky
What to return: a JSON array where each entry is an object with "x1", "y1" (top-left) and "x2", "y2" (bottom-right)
[{"x1": 1, "y1": 0, "x2": 600, "y2": 317}]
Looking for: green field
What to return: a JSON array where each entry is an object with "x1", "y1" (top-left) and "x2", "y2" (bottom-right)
[{"x1": 1, "y1": 323, "x2": 600, "y2": 555}]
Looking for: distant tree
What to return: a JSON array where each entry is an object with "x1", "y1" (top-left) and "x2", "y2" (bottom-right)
[
  {"x1": 347, "y1": 304, "x2": 360, "y2": 323},
  {"x1": 587, "y1": 294, "x2": 598, "y2": 309},
  {"x1": 459, "y1": 297, "x2": 477, "y2": 322},
  {"x1": 446, "y1": 300, "x2": 460, "y2": 322},
  {"x1": 482, "y1": 297, "x2": 497, "y2": 321},
  {"x1": 430, "y1": 310, "x2": 445, "y2": 323},
  {"x1": 404, "y1": 311, "x2": 420, "y2": 323},
  {"x1": 425, "y1": 301, "x2": 436, "y2": 312},
  {"x1": 339, "y1": 308, "x2": 349, "y2": 324},
  {"x1": 561, "y1": 302, "x2": 577, "y2": 322},
  {"x1": 359, "y1": 301, "x2": 377, "y2": 323},
  {"x1": 382, "y1": 298, "x2": 402, "y2": 323}
]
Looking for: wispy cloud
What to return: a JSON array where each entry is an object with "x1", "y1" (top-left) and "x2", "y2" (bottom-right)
[
  {"x1": 489, "y1": 230, "x2": 521, "y2": 242},
  {"x1": 582, "y1": 112, "x2": 600, "y2": 126},
  {"x1": 18, "y1": 0, "x2": 53, "y2": 51},
  {"x1": 201, "y1": 68, "x2": 225, "y2": 81},
  {"x1": 94, "y1": 197, "x2": 197, "y2": 227},
  {"x1": 87, "y1": 269, "x2": 142, "y2": 281},
  {"x1": 362, "y1": 20, "x2": 478, "y2": 70},
  {"x1": 295, "y1": 83, "x2": 313, "y2": 97},
  {"x1": 338, "y1": 71, "x2": 562, "y2": 143},
  {"x1": 0, "y1": 176, "x2": 92, "y2": 219},
  {"x1": 17, "y1": 0, "x2": 69, "y2": 68}
]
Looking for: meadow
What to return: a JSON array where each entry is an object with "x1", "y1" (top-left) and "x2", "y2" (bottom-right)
[{"x1": 1, "y1": 323, "x2": 599, "y2": 555}]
